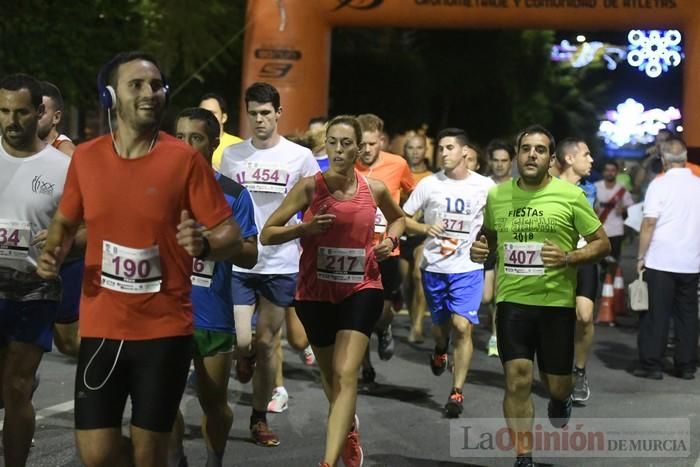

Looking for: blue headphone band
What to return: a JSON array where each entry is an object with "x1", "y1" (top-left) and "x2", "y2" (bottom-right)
[{"x1": 96, "y1": 56, "x2": 170, "y2": 110}]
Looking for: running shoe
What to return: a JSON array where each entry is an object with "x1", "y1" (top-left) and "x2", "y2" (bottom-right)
[
  {"x1": 301, "y1": 345, "x2": 316, "y2": 366},
  {"x1": 267, "y1": 386, "x2": 289, "y2": 413},
  {"x1": 430, "y1": 351, "x2": 448, "y2": 376},
  {"x1": 235, "y1": 353, "x2": 256, "y2": 384},
  {"x1": 361, "y1": 365, "x2": 376, "y2": 385},
  {"x1": 487, "y1": 335, "x2": 499, "y2": 357},
  {"x1": 444, "y1": 388, "x2": 464, "y2": 418},
  {"x1": 571, "y1": 368, "x2": 590, "y2": 402},
  {"x1": 547, "y1": 397, "x2": 572, "y2": 429},
  {"x1": 341, "y1": 414, "x2": 364, "y2": 467},
  {"x1": 250, "y1": 419, "x2": 280, "y2": 447},
  {"x1": 377, "y1": 325, "x2": 395, "y2": 361}
]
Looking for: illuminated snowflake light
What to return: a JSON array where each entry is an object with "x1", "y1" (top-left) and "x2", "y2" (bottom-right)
[
  {"x1": 598, "y1": 98, "x2": 681, "y2": 149},
  {"x1": 627, "y1": 30, "x2": 682, "y2": 78}
]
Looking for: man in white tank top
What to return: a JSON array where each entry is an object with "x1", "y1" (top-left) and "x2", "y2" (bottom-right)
[{"x1": 0, "y1": 73, "x2": 70, "y2": 467}]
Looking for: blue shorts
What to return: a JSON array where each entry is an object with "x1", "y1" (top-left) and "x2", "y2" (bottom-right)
[
  {"x1": 231, "y1": 272, "x2": 297, "y2": 308},
  {"x1": 422, "y1": 270, "x2": 483, "y2": 325},
  {"x1": 0, "y1": 299, "x2": 57, "y2": 352},
  {"x1": 56, "y1": 259, "x2": 84, "y2": 324}
]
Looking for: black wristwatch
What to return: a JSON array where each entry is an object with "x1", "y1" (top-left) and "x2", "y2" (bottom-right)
[{"x1": 196, "y1": 237, "x2": 211, "y2": 260}]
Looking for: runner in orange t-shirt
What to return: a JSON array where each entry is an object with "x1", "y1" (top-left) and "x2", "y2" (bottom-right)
[
  {"x1": 37, "y1": 51, "x2": 244, "y2": 467},
  {"x1": 355, "y1": 113, "x2": 415, "y2": 384}
]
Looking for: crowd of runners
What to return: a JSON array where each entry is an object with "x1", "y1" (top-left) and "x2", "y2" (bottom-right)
[{"x1": 1, "y1": 50, "x2": 699, "y2": 467}]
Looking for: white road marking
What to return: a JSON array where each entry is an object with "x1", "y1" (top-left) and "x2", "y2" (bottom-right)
[{"x1": 0, "y1": 399, "x2": 75, "y2": 432}]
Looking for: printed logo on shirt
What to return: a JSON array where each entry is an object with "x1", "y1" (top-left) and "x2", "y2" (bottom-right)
[{"x1": 31, "y1": 175, "x2": 55, "y2": 196}]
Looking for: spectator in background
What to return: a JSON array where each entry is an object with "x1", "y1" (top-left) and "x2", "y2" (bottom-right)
[
  {"x1": 307, "y1": 116, "x2": 326, "y2": 133},
  {"x1": 633, "y1": 129, "x2": 673, "y2": 199},
  {"x1": 635, "y1": 137, "x2": 700, "y2": 381},
  {"x1": 37, "y1": 81, "x2": 75, "y2": 156},
  {"x1": 199, "y1": 93, "x2": 242, "y2": 171},
  {"x1": 595, "y1": 160, "x2": 634, "y2": 270}
]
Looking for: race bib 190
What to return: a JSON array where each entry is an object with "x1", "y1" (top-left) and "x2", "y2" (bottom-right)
[
  {"x1": 503, "y1": 242, "x2": 544, "y2": 276},
  {"x1": 317, "y1": 247, "x2": 365, "y2": 284},
  {"x1": 101, "y1": 241, "x2": 162, "y2": 293},
  {"x1": 235, "y1": 162, "x2": 289, "y2": 194},
  {"x1": 0, "y1": 219, "x2": 31, "y2": 260},
  {"x1": 191, "y1": 258, "x2": 215, "y2": 288},
  {"x1": 440, "y1": 212, "x2": 471, "y2": 240}
]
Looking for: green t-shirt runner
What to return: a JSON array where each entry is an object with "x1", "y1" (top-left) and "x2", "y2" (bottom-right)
[{"x1": 484, "y1": 177, "x2": 601, "y2": 308}]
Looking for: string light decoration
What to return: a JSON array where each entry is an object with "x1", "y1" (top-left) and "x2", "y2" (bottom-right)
[
  {"x1": 598, "y1": 98, "x2": 681, "y2": 149},
  {"x1": 627, "y1": 29, "x2": 683, "y2": 78},
  {"x1": 551, "y1": 39, "x2": 627, "y2": 70}
]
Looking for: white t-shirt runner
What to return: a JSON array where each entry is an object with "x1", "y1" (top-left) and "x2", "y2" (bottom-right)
[
  {"x1": 220, "y1": 137, "x2": 319, "y2": 274},
  {"x1": 403, "y1": 171, "x2": 495, "y2": 274},
  {"x1": 0, "y1": 140, "x2": 70, "y2": 300}
]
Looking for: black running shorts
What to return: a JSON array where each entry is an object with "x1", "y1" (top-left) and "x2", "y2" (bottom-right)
[
  {"x1": 75, "y1": 335, "x2": 193, "y2": 432},
  {"x1": 496, "y1": 302, "x2": 576, "y2": 375},
  {"x1": 399, "y1": 235, "x2": 426, "y2": 262},
  {"x1": 379, "y1": 256, "x2": 401, "y2": 300},
  {"x1": 575, "y1": 263, "x2": 598, "y2": 301},
  {"x1": 295, "y1": 289, "x2": 384, "y2": 347}
]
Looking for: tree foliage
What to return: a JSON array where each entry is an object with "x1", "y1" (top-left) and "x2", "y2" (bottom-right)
[{"x1": 0, "y1": 0, "x2": 245, "y2": 128}]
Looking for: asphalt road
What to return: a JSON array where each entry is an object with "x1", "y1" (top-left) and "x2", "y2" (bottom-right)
[{"x1": 6, "y1": 243, "x2": 700, "y2": 467}]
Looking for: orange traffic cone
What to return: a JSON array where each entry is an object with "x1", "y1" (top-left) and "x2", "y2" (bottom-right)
[
  {"x1": 613, "y1": 266, "x2": 626, "y2": 315},
  {"x1": 596, "y1": 272, "x2": 616, "y2": 326}
]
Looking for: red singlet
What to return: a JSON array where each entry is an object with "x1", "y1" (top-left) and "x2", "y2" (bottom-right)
[{"x1": 296, "y1": 171, "x2": 382, "y2": 303}]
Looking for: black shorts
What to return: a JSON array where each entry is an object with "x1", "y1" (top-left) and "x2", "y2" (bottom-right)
[
  {"x1": 609, "y1": 236, "x2": 624, "y2": 262},
  {"x1": 496, "y1": 302, "x2": 576, "y2": 375},
  {"x1": 576, "y1": 263, "x2": 598, "y2": 301},
  {"x1": 75, "y1": 335, "x2": 193, "y2": 432},
  {"x1": 399, "y1": 235, "x2": 426, "y2": 262},
  {"x1": 295, "y1": 289, "x2": 384, "y2": 347},
  {"x1": 484, "y1": 251, "x2": 497, "y2": 271},
  {"x1": 379, "y1": 256, "x2": 401, "y2": 299}
]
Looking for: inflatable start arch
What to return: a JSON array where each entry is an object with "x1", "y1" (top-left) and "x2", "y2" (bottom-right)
[{"x1": 240, "y1": 0, "x2": 699, "y2": 154}]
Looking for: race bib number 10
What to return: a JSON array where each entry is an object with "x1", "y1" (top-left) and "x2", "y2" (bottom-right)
[
  {"x1": 101, "y1": 241, "x2": 162, "y2": 293},
  {"x1": 317, "y1": 247, "x2": 365, "y2": 284},
  {"x1": 503, "y1": 242, "x2": 544, "y2": 276},
  {"x1": 0, "y1": 219, "x2": 31, "y2": 260},
  {"x1": 237, "y1": 162, "x2": 289, "y2": 194},
  {"x1": 191, "y1": 258, "x2": 215, "y2": 288}
]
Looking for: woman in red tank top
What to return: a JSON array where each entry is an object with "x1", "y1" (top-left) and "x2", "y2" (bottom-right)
[{"x1": 261, "y1": 115, "x2": 404, "y2": 467}]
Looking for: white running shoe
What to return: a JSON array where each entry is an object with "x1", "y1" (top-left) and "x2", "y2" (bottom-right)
[
  {"x1": 487, "y1": 335, "x2": 499, "y2": 357},
  {"x1": 301, "y1": 345, "x2": 316, "y2": 366},
  {"x1": 267, "y1": 386, "x2": 289, "y2": 413}
]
